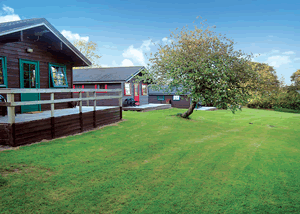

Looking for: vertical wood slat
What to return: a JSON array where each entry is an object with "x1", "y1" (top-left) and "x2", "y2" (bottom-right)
[
  {"x1": 79, "y1": 92, "x2": 83, "y2": 132},
  {"x1": 93, "y1": 92, "x2": 96, "y2": 128},
  {"x1": 7, "y1": 94, "x2": 15, "y2": 124},
  {"x1": 50, "y1": 93, "x2": 55, "y2": 139},
  {"x1": 50, "y1": 93, "x2": 54, "y2": 117},
  {"x1": 79, "y1": 92, "x2": 82, "y2": 113},
  {"x1": 119, "y1": 91, "x2": 122, "y2": 107}
]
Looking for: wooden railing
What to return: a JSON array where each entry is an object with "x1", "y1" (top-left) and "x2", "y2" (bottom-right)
[{"x1": 0, "y1": 88, "x2": 122, "y2": 124}]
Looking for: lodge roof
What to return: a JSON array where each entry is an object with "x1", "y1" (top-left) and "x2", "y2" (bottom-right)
[
  {"x1": 73, "y1": 66, "x2": 145, "y2": 82},
  {"x1": 0, "y1": 18, "x2": 91, "y2": 66}
]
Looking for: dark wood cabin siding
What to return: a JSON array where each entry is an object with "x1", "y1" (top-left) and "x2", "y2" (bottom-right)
[
  {"x1": 149, "y1": 95, "x2": 191, "y2": 108},
  {"x1": 74, "y1": 83, "x2": 121, "y2": 106},
  {"x1": 0, "y1": 33, "x2": 74, "y2": 114},
  {"x1": 0, "y1": 107, "x2": 121, "y2": 146}
]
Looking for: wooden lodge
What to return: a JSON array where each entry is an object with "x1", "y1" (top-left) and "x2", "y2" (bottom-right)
[
  {"x1": 73, "y1": 66, "x2": 149, "y2": 106},
  {"x1": 148, "y1": 85, "x2": 192, "y2": 109},
  {"x1": 0, "y1": 18, "x2": 122, "y2": 146}
]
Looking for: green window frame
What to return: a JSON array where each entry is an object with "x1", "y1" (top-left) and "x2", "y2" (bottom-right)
[
  {"x1": 157, "y1": 95, "x2": 165, "y2": 101},
  {"x1": 49, "y1": 63, "x2": 68, "y2": 88},
  {"x1": 0, "y1": 56, "x2": 8, "y2": 88}
]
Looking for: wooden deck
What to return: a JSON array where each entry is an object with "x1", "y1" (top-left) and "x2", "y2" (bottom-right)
[
  {"x1": 0, "y1": 106, "x2": 122, "y2": 147},
  {"x1": 123, "y1": 104, "x2": 171, "y2": 112}
]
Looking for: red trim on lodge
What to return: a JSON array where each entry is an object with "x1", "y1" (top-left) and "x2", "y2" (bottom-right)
[{"x1": 95, "y1": 84, "x2": 107, "y2": 93}]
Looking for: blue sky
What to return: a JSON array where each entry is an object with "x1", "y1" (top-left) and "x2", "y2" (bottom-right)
[{"x1": 0, "y1": 0, "x2": 299, "y2": 85}]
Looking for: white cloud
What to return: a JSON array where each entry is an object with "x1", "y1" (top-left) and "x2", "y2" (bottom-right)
[
  {"x1": 0, "y1": 5, "x2": 20, "y2": 23},
  {"x1": 101, "y1": 64, "x2": 109, "y2": 67},
  {"x1": 121, "y1": 59, "x2": 134, "y2": 66},
  {"x1": 3, "y1": 5, "x2": 14, "y2": 14},
  {"x1": 61, "y1": 30, "x2": 89, "y2": 42},
  {"x1": 265, "y1": 55, "x2": 291, "y2": 68},
  {"x1": 283, "y1": 51, "x2": 295, "y2": 55},
  {"x1": 294, "y1": 58, "x2": 300, "y2": 61},
  {"x1": 122, "y1": 45, "x2": 145, "y2": 65},
  {"x1": 122, "y1": 39, "x2": 154, "y2": 66},
  {"x1": 162, "y1": 37, "x2": 173, "y2": 44},
  {"x1": 140, "y1": 39, "x2": 153, "y2": 51}
]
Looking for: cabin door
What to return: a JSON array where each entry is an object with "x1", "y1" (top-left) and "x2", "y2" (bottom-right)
[
  {"x1": 134, "y1": 83, "x2": 139, "y2": 104},
  {"x1": 20, "y1": 59, "x2": 40, "y2": 113}
]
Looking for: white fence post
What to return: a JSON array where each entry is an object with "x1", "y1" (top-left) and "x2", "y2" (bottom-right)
[
  {"x1": 7, "y1": 93, "x2": 15, "y2": 124},
  {"x1": 51, "y1": 93, "x2": 54, "y2": 117},
  {"x1": 93, "y1": 91, "x2": 96, "y2": 111},
  {"x1": 79, "y1": 91, "x2": 82, "y2": 113},
  {"x1": 119, "y1": 91, "x2": 122, "y2": 107}
]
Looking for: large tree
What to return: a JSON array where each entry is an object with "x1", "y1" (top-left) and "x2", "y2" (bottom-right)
[
  {"x1": 247, "y1": 62, "x2": 280, "y2": 97},
  {"x1": 138, "y1": 19, "x2": 259, "y2": 118},
  {"x1": 73, "y1": 39, "x2": 101, "y2": 67},
  {"x1": 291, "y1": 69, "x2": 300, "y2": 88}
]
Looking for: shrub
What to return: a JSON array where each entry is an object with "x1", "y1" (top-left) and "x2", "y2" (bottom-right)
[{"x1": 247, "y1": 90, "x2": 300, "y2": 110}]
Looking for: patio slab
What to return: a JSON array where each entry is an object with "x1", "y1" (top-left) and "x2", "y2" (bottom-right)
[
  {"x1": 195, "y1": 107, "x2": 218, "y2": 111},
  {"x1": 123, "y1": 104, "x2": 171, "y2": 112}
]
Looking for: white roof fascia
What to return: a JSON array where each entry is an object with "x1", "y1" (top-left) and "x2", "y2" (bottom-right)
[{"x1": 0, "y1": 23, "x2": 91, "y2": 66}]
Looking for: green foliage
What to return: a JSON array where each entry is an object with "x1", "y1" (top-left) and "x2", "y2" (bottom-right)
[
  {"x1": 291, "y1": 69, "x2": 300, "y2": 88},
  {"x1": 247, "y1": 62, "x2": 280, "y2": 94},
  {"x1": 247, "y1": 88, "x2": 300, "y2": 110},
  {"x1": 138, "y1": 18, "x2": 258, "y2": 115},
  {"x1": 1, "y1": 109, "x2": 300, "y2": 213},
  {"x1": 73, "y1": 39, "x2": 102, "y2": 67}
]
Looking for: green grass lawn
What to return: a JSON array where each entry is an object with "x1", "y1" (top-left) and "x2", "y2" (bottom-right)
[{"x1": 1, "y1": 108, "x2": 300, "y2": 213}]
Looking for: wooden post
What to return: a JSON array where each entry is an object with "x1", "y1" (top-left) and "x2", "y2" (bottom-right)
[
  {"x1": 50, "y1": 93, "x2": 55, "y2": 139},
  {"x1": 119, "y1": 91, "x2": 122, "y2": 120},
  {"x1": 79, "y1": 92, "x2": 82, "y2": 113},
  {"x1": 7, "y1": 94, "x2": 15, "y2": 124},
  {"x1": 50, "y1": 93, "x2": 54, "y2": 117},
  {"x1": 79, "y1": 91, "x2": 83, "y2": 132},
  {"x1": 7, "y1": 94, "x2": 16, "y2": 146},
  {"x1": 119, "y1": 91, "x2": 122, "y2": 107},
  {"x1": 93, "y1": 91, "x2": 96, "y2": 128}
]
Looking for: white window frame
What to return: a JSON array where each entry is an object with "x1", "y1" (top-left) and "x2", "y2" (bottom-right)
[{"x1": 124, "y1": 82, "x2": 131, "y2": 96}]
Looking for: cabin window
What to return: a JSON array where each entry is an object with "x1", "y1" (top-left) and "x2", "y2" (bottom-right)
[
  {"x1": 124, "y1": 82, "x2": 131, "y2": 96},
  {"x1": 95, "y1": 84, "x2": 107, "y2": 93},
  {"x1": 157, "y1": 95, "x2": 165, "y2": 101},
  {"x1": 142, "y1": 84, "x2": 148, "y2": 95},
  {"x1": 0, "y1": 56, "x2": 7, "y2": 87},
  {"x1": 49, "y1": 63, "x2": 68, "y2": 87},
  {"x1": 173, "y1": 95, "x2": 180, "y2": 101}
]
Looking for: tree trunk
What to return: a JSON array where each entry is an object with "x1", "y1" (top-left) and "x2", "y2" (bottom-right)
[{"x1": 181, "y1": 101, "x2": 197, "y2": 118}]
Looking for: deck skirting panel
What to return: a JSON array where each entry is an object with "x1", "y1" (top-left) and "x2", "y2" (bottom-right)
[{"x1": 0, "y1": 107, "x2": 121, "y2": 147}]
